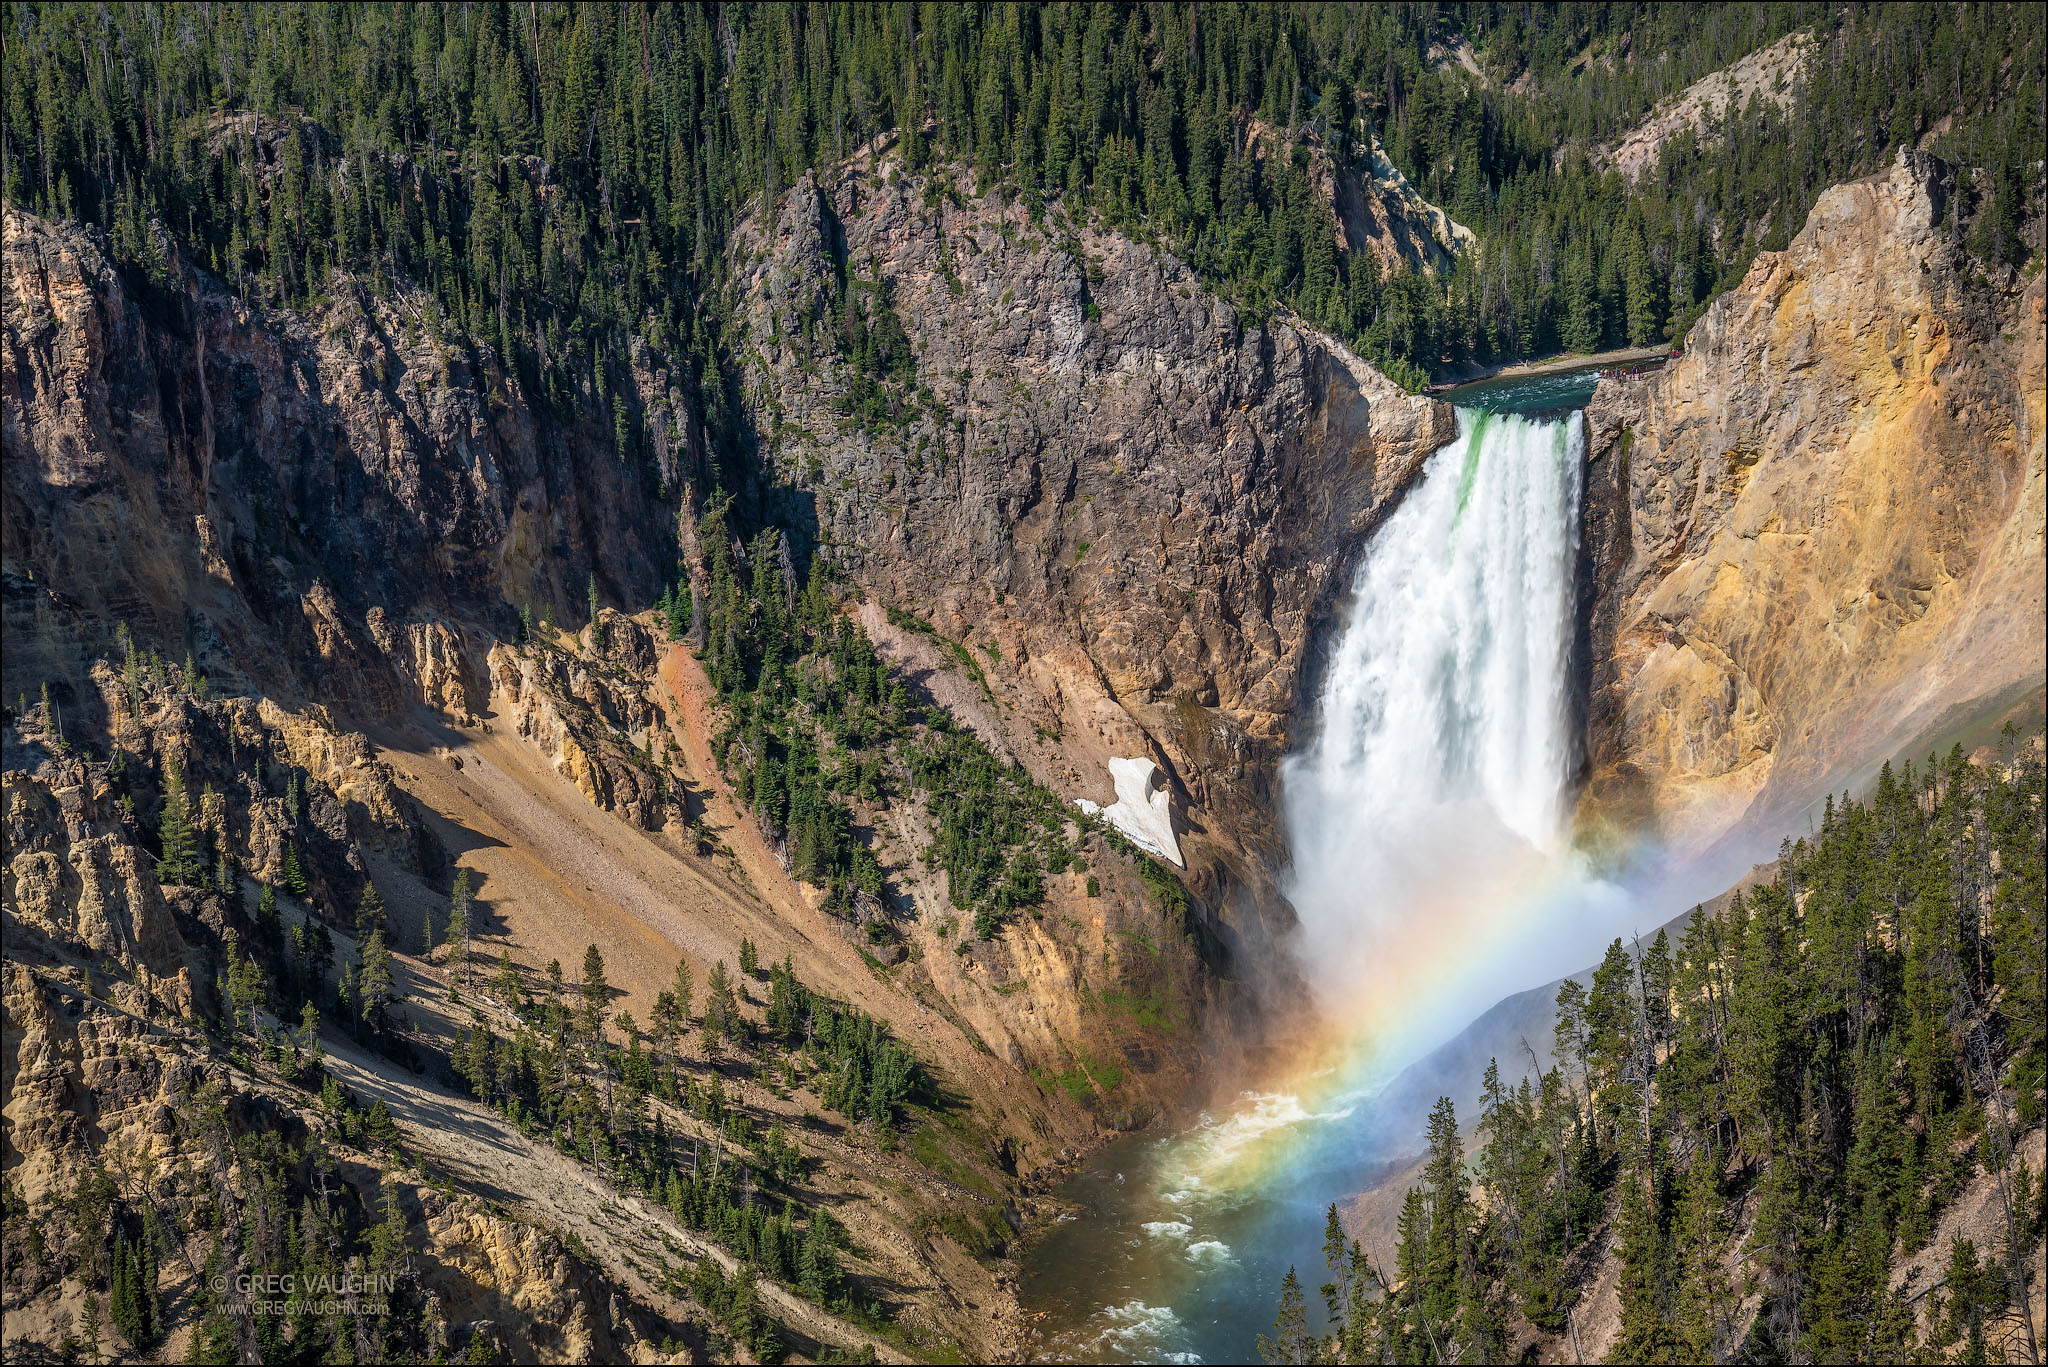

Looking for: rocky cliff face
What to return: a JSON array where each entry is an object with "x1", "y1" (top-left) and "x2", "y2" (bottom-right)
[
  {"x1": 1243, "y1": 122, "x2": 1475, "y2": 276},
  {"x1": 1, "y1": 205, "x2": 680, "y2": 733},
  {"x1": 1582, "y1": 147, "x2": 2046, "y2": 854},
  {"x1": 730, "y1": 152, "x2": 1451, "y2": 921},
  {"x1": 488, "y1": 610, "x2": 681, "y2": 832}
]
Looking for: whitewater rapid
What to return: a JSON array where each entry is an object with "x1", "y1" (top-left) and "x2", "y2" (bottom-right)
[{"x1": 1282, "y1": 408, "x2": 1585, "y2": 1020}]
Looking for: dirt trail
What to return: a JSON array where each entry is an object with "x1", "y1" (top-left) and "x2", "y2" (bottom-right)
[{"x1": 318, "y1": 1032, "x2": 906, "y2": 1362}]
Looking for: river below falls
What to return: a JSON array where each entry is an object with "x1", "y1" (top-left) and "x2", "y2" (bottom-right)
[{"x1": 1017, "y1": 1081, "x2": 1410, "y2": 1363}]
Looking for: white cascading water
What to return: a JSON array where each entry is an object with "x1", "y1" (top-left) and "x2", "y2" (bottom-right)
[{"x1": 1282, "y1": 408, "x2": 1586, "y2": 1013}]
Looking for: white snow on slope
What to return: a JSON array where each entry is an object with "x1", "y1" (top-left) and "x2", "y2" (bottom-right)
[{"x1": 1075, "y1": 756, "x2": 1183, "y2": 868}]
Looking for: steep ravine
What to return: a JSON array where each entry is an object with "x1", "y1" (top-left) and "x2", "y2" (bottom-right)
[
  {"x1": 3, "y1": 149, "x2": 1452, "y2": 1360},
  {"x1": 8, "y1": 127, "x2": 2040, "y2": 1361}
]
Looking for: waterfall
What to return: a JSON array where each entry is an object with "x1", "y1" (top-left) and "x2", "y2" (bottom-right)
[{"x1": 1281, "y1": 408, "x2": 1586, "y2": 1011}]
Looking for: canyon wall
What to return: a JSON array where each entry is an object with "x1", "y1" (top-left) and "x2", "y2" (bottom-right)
[
  {"x1": 5, "y1": 157, "x2": 1453, "y2": 1356},
  {"x1": 1581, "y1": 146, "x2": 2045, "y2": 855},
  {"x1": 1, "y1": 205, "x2": 682, "y2": 729},
  {"x1": 729, "y1": 153, "x2": 1451, "y2": 929}
]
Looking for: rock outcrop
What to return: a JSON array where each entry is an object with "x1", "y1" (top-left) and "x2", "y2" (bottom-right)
[
  {"x1": 1588, "y1": 30, "x2": 1813, "y2": 183},
  {"x1": 1581, "y1": 147, "x2": 2046, "y2": 854},
  {"x1": 731, "y1": 153, "x2": 1452, "y2": 916},
  {"x1": 487, "y1": 611, "x2": 681, "y2": 831},
  {"x1": 1244, "y1": 122, "x2": 1475, "y2": 276},
  {"x1": 0, "y1": 205, "x2": 683, "y2": 735}
]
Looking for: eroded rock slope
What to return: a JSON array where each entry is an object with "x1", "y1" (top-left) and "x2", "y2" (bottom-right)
[
  {"x1": 1582, "y1": 147, "x2": 2046, "y2": 854},
  {"x1": 730, "y1": 152, "x2": 1451, "y2": 924}
]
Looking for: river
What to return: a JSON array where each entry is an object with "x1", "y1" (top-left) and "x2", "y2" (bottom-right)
[{"x1": 1436, "y1": 360, "x2": 1616, "y2": 415}]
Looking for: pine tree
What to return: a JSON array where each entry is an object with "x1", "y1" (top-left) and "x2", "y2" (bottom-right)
[
  {"x1": 255, "y1": 882, "x2": 282, "y2": 947},
  {"x1": 703, "y1": 959, "x2": 735, "y2": 1054},
  {"x1": 282, "y1": 843, "x2": 309, "y2": 899},
  {"x1": 357, "y1": 929, "x2": 395, "y2": 1031},
  {"x1": 446, "y1": 868, "x2": 474, "y2": 986},
  {"x1": 79, "y1": 1289, "x2": 104, "y2": 1364},
  {"x1": 1320, "y1": 1201, "x2": 1352, "y2": 1323},
  {"x1": 1553, "y1": 977, "x2": 1591, "y2": 1104},
  {"x1": 1610, "y1": 1118, "x2": 1677, "y2": 1364},
  {"x1": 356, "y1": 879, "x2": 386, "y2": 943},
  {"x1": 1419, "y1": 1096, "x2": 1469, "y2": 1337},
  {"x1": 580, "y1": 943, "x2": 610, "y2": 1041},
  {"x1": 673, "y1": 957, "x2": 695, "y2": 1026},
  {"x1": 155, "y1": 759, "x2": 199, "y2": 886},
  {"x1": 1621, "y1": 222, "x2": 1663, "y2": 346},
  {"x1": 110, "y1": 1233, "x2": 159, "y2": 1349},
  {"x1": 1257, "y1": 1265, "x2": 1312, "y2": 1365},
  {"x1": 1560, "y1": 246, "x2": 1601, "y2": 354},
  {"x1": 108, "y1": 1239, "x2": 134, "y2": 1347},
  {"x1": 1673, "y1": 1149, "x2": 1736, "y2": 1362},
  {"x1": 490, "y1": 951, "x2": 521, "y2": 1007}
]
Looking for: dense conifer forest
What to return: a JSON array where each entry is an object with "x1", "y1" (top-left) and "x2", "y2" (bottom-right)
[
  {"x1": 1264, "y1": 739, "x2": 2048, "y2": 1364},
  {"x1": 6, "y1": 2, "x2": 2040, "y2": 404}
]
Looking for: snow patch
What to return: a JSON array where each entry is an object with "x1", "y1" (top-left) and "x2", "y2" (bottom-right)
[{"x1": 1075, "y1": 756, "x2": 1182, "y2": 867}]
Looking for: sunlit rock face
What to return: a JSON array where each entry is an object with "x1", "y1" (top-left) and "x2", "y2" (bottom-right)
[
  {"x1": 1581, "y1": 147, "x2": 2046, "y2": 854},
  {"x1": 730, "y1": 155, "x2": 1452, "y2": 921}
]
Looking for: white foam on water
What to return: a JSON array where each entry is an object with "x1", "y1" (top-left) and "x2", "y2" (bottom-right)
[
  {"x1": 1090, "y1": 1300, "x2": 1191, "y2": 1359},
  {"x1": 1185, "y1": 1239, "x2": 1234, "y2": 1263},
  {"x1": 1154, "y1": 1090, "x2": 1360, "y2": 1196},
  {"x1": 1141, "y1": 1220, "x2": 1194, "y2": 1239}
]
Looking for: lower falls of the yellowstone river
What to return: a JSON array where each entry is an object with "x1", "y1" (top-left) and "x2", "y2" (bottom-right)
[{"x1": 1018, "y1": 402, "x2": 1630, "y2": 1364}]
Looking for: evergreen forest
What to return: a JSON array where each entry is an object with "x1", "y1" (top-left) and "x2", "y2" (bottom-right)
[
  {"x1": 1263, "y1": 739, "x2": 2048, "y2": 1364},
  {"x1": 6, "y1": 2, "x2": 2040, "y2": 407}
]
